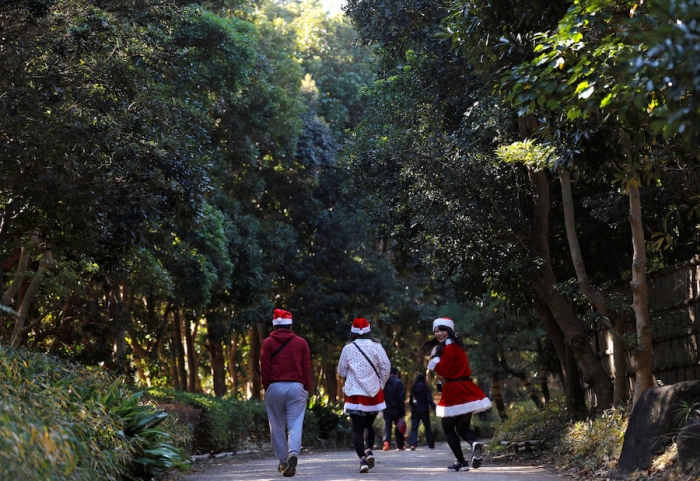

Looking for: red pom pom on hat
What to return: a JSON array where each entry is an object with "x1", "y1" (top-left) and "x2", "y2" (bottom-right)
[
  {"x1": 272, "y1": 309, "x2": 293, "y2": 326},
  {"x1": 351, "y1": 317, "x2": 370, "y2": 334}
]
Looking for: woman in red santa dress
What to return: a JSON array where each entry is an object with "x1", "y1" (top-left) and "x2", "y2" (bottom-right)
[{"x1": 423, "y1": 317, "x2": 492, "y2": 472}]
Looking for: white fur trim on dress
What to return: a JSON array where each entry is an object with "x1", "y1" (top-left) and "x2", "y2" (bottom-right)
[
  {"x1": 436, "y1": 397, "x2": 492, "y2": 418},
  {"x1": 344, "y1": 400, "x2": 386, "y2": 412},
  {"x1": 427, "y1": 357, "x2": 440, "y2": 371}
]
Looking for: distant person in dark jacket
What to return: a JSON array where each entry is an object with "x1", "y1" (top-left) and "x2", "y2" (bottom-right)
[
  {"x1": 382, "y1": 366, "x2": 406, "y2": 450},
  {"x1": 408, "y1": 373, "x2": 436, "y2": 450}
]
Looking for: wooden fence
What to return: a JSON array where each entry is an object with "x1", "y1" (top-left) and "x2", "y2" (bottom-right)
[{"x1": 591, "y1": 255, "x2": 700, "y2": 388}]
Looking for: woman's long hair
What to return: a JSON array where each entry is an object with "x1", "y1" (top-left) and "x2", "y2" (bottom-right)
[
  {"x1": 420, "y1": 326, "x2": 464, "y2": 358},
  {"x1": 348, "y1": 331, "x2": 379, "y2": 343}
]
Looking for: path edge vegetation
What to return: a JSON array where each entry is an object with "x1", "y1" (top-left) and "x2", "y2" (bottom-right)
[{"x1": 4, "y1": 342, "x2": 699, "y2": 480}]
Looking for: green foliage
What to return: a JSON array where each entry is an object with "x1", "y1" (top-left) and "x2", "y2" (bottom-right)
[
  {"x1": 492, "y1": 398, "x2": 628, "y2": 477},
  {"x1": 556, "y1": 404, "x2": 628, "y2": 472},
  {"x1": 626, "y1": 0, "x2": 700, "y2": 145},
  {"x1": 496, "y1": 139, "x2": 558, "y2": 171},
  {"x1": 107, "y1": 387, "x2": 189, "y2": 479},
  {"x1": 0, "y1": 346, "x2": 129, "y2": 480},
  {"x1": 147, "y1": 388, "x2": 270, "y2": 454},
  {"x1": 308, "y1": 396, "x2": 351, "y2": 444},
  {"x1": 145, "y1": 390, "x2": 356, "y2": 454},
  {"x1": 491, "y1": 398, "x2": 572, "y2": 446},
  {"x1": 0, "y1": 345, "x2": 187, "y2": 481},
  {"x1": 672, "y1": 398, "x2": 700, "y2": 427}
]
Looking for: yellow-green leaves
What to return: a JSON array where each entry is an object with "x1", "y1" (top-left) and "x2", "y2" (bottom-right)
[{"x1": 495, "y1": 139, "x2": 557, "y2": 171}]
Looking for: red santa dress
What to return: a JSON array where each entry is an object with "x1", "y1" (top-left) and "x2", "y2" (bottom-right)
[{"x1": 428, "y1": 339, "x2": 492, "y2": 418}]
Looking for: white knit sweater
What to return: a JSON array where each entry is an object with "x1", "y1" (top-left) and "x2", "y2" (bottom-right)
[{"x1": 338, "y1": 339, "x2": 391, "y2": 397}]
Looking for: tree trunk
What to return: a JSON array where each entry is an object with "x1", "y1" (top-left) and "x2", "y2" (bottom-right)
[
  {"x1": 9, "y1": 241, "x2": 52, "y2": 347},
  {"x1": 559, "y1": 170, "x2": 630, "y2": 404},
  {"x1": 185, "y1": 316, "x2": 198, "y2": 393},
  {"x1": 172, "y1": 308, "x2": 187, "y2": 391},
  {"x1": 498, "y1": 349, "x2": 544, "y2": 410},
  {"x1": 528, "y1": 167, "x2": 614, "y2": 409},
  {"x1": 628, "y1": 183, "x2": 655, "y2": 404},
  {"x1": 208, "y1": 333, "x2": 227, "y2": 397},
  {"x1": 248, "y1": 324, "x2": 262, "y2": 400},
  {"x1": 108, "y1": 285, "x2": 128, "y2": 375},
  {"x1": 323, "y1": 360, "x2": 339, "y2": 402},
  {"x1": 228, "y1": 331, "x2": 239, "y2": 395},
  {"x1": 613, "y1": 314, "x2": 630, "y2": 404},
  {"x1": 533, "y1": 298, "x2": 568, "y2": 385},
  {"x1": 491, "y1": 372, "x2": 508, "y2": 421},
  {"x1": 565, "y1": 342, "x2": 588, "y2": 417},
  {"x1": 536, "y1": 339, "x2": 551, "y2": 403}
]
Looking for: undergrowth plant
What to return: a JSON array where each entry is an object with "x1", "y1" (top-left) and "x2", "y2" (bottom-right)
[
  {"x1": 0, "y1": 346, "x2": 130, "y2": 480},
  {"x1": 491, "y1": 397, "x2": 572, "y2": 448},
  {"x1": 0, "y1": 346, "x2": 188, "y2": 481},
  {"x1": 556, "y1": 404, "x2": 628, "y2": 472},
  {"x1": 104, "y1": 381, "x2": 189, "y2": 480}
]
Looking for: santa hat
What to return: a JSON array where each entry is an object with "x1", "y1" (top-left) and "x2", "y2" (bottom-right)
[
  {"x1": 351, "y1": 317, "x2": 371, "y2": 335},
  {"x1": 272, "y1": 308, "x2": 293, "y2": 326},
  {"x1": 432, "y1": 317, "x2": 454, "y2": 331}
]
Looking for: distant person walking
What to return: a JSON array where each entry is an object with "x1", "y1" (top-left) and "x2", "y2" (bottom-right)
[
  {"x1": 423, "y1": 317, "x2": 492, "y2": 472},
  {"x1": 338, "y1": 317, "x2": 391, "y2": 473},
  {"x1": 407, "y1": 372, "x2": 436, "y2": 450},
  {"x1": 382, "y1": 366, "x2": 406, "y2": 451},
  {"x1": 260, "y1": 309, "x2": 311, "y2": 477}
]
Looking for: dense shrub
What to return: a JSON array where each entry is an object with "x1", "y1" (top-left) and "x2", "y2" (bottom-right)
[
  {"x1": 0, "y1": 346, "x2": 129, "y2": 480},
  {"x1": 148, "y1": 391, "x2": 354, "y2": 454},
  {"x1": 556, "y1": 404, "x2": 628, "y2": 472},
  {"x1": 147, "y1": 389, "x2": 271, "y2": 454},
  {"x1": 0, "y1": 346, "x2": 187, "y2": 480},
  {"x1": 491, "y1": 397, "x2": 572, "y2": 447},
  {"x1": 308, "y1": 397, "x2": 351, "y2": 446}
]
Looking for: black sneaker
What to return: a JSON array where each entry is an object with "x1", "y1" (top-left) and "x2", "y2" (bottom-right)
[
  {"x1": 471, "y1": 442, "x2": 483, "y2": 469},
  {"x1": 447, "y1": 459, "x2": 470, "y2": 472},
  {"x1": 283, "y1": 454, "x2": 297, "y2": 477},
  {"x1": 360, "y1": 457, "x2": 370, "y2": 473},
  {"x1": 364, "y1": 449, "x2": 375, "y2": 469},
  {"x1": 278, "y1": 461, "x2": 287, "y2": 473}
]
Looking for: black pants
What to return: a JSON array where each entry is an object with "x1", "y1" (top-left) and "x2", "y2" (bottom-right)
[
  {"x1": 441, "y1": 413, "x2": 477, "y2": 462},
  {"x1": 408, "y1": 410, "x2": 434, "y2": 448},
  {"x1": 350, "y1": 412, "x2": 378, "y2": 458},
  {"x1": 382, "y1": 408, "x2": 405, "y2": 449}
]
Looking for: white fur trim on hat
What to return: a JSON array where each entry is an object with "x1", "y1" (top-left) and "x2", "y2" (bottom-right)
[
  {"x1": 432, "y1": 317, "x2": 454, "y2": 331},
  {"x1": 272, "y1": 308, "x2": 293, "y2": 326},
  {"x1": 351, "y1": 317, "x2": 371, "y2": 335}
]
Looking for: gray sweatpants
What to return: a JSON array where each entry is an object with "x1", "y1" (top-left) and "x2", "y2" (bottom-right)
[{"x1": 264, "y1": 382, "x2": 308, "y2": 461}]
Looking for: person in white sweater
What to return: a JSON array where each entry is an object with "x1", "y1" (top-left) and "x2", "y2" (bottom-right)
[{"x1": 338, "y1": 317, "x2": 391, "y2": 473}]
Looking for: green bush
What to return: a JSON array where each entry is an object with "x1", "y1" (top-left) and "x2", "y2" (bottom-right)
[
  {"x1": 491, "y1": 397, "x2": 572, "y2": 448},
  {"x1": 556, "y1": 404, "x2": 628, "y2": 472},
  {"x1": 0, "y1": 345, "x2": 187, "y2": 481},
  {"x1": 147, "y1": 389, "x2": 271, "y2": 454},
  {"x1": 148, "y1": 391, "x2": 354, "y2": 454},
  {"x1": 0, "y1": 346, "x2": 130, "y2": 480},
  {"x1": 105, "y1": 384, "x2": 189, "y2": 479},
  {"x1": 308, "y1": 397, "x2": 351, "y2": 445}
]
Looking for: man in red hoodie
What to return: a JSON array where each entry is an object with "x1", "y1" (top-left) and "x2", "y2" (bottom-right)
[{"x1": 260, "y1": 308, "x2": 311, "y2": 478}]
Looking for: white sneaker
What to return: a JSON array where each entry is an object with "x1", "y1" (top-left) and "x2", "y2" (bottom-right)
[{"x1": 471, "y1": 442, "x2": 483, "y2": 469}]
